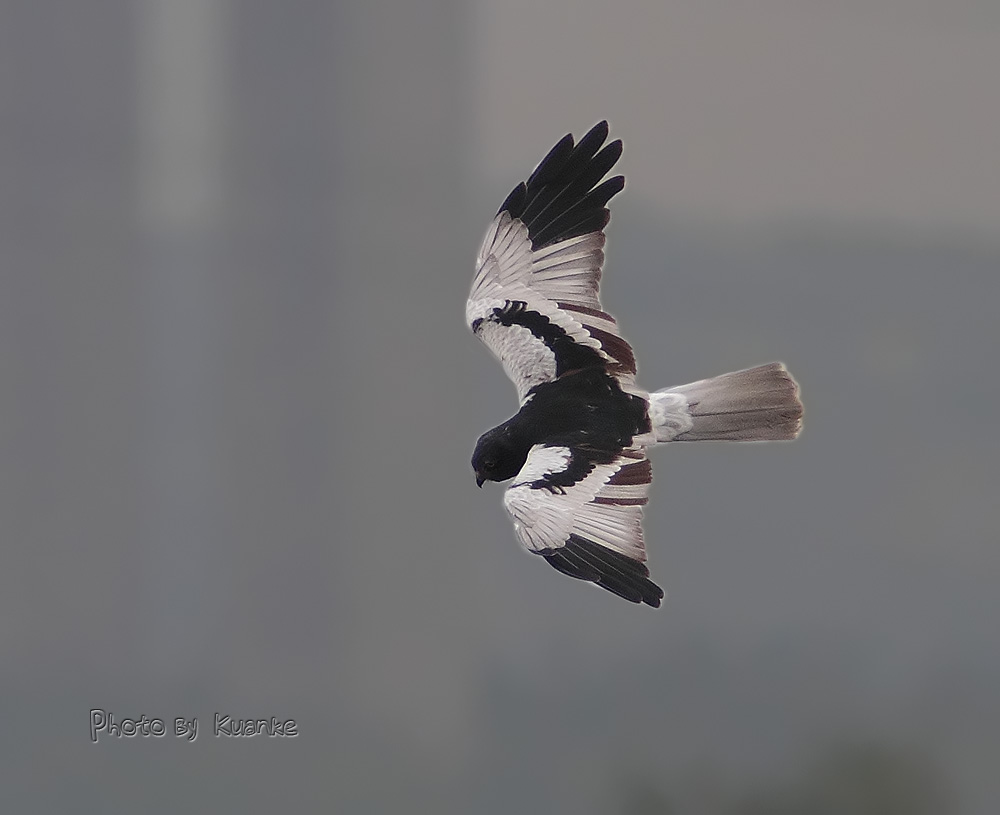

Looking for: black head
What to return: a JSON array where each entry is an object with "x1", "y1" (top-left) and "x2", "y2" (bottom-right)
[{"x1": 471, "y1": 425, "x2": 528, "y2": 487}]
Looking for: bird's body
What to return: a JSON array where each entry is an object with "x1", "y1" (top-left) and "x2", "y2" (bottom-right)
[
  {"x1": 475, "y1": 366, "x2": 650, "y2": 483},
  {"x1": 468, "y1": 122, "x2": 803, "y2": 607}
]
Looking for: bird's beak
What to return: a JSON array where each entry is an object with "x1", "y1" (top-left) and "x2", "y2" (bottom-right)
[{"x1": 475, "y1": 473, "x2": 485, "y2": 488}]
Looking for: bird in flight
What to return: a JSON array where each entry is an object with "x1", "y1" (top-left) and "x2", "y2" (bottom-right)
[{"x1": 468, "y1": 121, "x2": 803, "y2": 607}]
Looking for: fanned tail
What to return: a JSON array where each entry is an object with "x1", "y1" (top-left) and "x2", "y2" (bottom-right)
[{"x1": 649, "y1": 362, "x2": 803, "y2": 442}]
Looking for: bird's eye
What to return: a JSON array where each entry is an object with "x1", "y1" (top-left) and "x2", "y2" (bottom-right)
[{"x1": 483, "y1": 457, "x2": 497, "y2": 471}]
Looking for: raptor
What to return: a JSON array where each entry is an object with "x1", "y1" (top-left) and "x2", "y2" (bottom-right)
[{"x1": 468, "y1": 121, "x2": 803, "y2": 607}]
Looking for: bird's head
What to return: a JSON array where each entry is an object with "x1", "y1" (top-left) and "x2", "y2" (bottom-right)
[{"x1": 471, "y1": 426, "x2": 525, "y2": 487}]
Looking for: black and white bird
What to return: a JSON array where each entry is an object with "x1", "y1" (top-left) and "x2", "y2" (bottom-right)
[{"x1": 468, "y1": 121, "x2": 803, "y2": 607}]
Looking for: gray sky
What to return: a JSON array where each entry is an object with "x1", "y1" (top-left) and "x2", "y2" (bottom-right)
[
  {"x1": 3, "y1": 2, "x2": 998, "y2": 813},
  {"x1": 474, "y1": 2, "x2": 1000, "y2": 240}
]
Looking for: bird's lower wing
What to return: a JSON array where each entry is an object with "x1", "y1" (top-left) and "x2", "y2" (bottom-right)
[{"x1": 503, "y1": 445, "x2": 663, "y2": 606}]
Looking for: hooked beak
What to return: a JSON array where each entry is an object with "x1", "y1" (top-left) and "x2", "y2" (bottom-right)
[{"x1": 475, "y1": 473, "x2": 486, "y2": 488}]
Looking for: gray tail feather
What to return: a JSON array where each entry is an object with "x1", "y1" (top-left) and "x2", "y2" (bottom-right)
[{"x1": 649, "y1": 362, "x2": 803, "y2": 442}]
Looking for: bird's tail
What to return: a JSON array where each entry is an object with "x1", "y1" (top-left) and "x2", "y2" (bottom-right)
[{"x1": 648, "y1": 362, "x2": 803, "y2": 442}]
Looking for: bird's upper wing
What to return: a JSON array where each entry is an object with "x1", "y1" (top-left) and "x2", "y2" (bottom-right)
[
  {"x1": 503, "y1": 444, "x2": 663, "y2": 607},
  {"x1": 467, "y1": 121, "x2": 638, "y2": 403}
]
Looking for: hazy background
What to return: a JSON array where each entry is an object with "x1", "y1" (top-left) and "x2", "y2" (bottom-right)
[{"x1": 2, "y1": 1, "x2": 998, "y2": 812}]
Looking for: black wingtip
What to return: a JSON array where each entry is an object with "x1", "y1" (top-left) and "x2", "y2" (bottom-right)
[
  {"x1": 496, "y1": 182, "x2": 527, "y2": 218},
  {"x1": 541, "y1": 535, "x2": 664, "y2": 608},
  {"x1": 571, "y1": 121, "x2": 610, "y2": 163},
  {"x1": 525, "y1": 132, "x2": 575, "y2": 188},
  {"x1": 587, "y1": 120, "x2": 610, "y2": 142},
  {"x1": 496, "y1": 121, "x2": 625, "y2": 249}
]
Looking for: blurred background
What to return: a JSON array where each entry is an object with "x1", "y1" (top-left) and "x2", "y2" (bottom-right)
[{"x1": 2, "y1": 1, "x2": 998, "y2": 812}]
